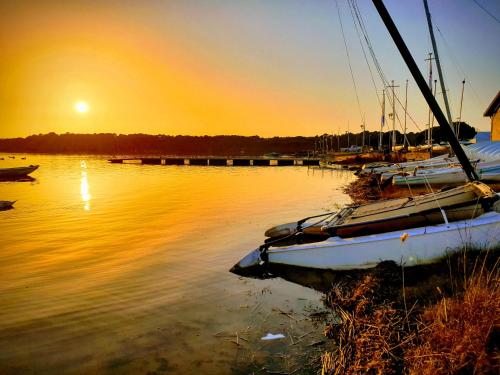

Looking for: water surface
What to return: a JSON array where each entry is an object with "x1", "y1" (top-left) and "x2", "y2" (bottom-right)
[{"x1": 0, "y1": 154, "x2": 355, "y2": 374}]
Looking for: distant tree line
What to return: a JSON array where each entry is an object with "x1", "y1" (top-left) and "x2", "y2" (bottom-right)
[{"x1": 0, "y1": 122, "x2": 475, "y2": 156}]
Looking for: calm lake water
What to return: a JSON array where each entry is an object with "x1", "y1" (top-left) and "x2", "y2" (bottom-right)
[{"x1": 0, "y1": 154, "x2": 355, "y2": 374}]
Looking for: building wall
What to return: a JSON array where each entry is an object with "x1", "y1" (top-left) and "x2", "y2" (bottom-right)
[{"x1": 492, "y1": 111, "x2": 500, "y2": 141}]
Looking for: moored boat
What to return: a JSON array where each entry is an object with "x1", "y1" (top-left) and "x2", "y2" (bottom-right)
[
  {"x1": 231, "y1": 182, "x2": 499, "y2": 274},
  {"x1": 0, "y1": 165, "x2": 39, "y2": 178},
  {"x1": 231, "y1": 208, "x2": 500, "y2": 274},
  {"x1": 0, "y1": 200, "x2": 16, "y2": 210},
  {"x1": 392, "y1": 161, "x2": 500, "y2": 186},
  {"x1": 264, "y1": 181, "x2": 496, "y2": 240}
]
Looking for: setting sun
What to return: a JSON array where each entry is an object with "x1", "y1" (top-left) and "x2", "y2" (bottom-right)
[{"x1": 74, "y1": 101, "x2": 89, "y2": 114}]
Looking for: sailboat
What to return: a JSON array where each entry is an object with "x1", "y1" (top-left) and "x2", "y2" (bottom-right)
[
  {"x1": 392, "y1": 160, "x2": 500, "y2": 186},
  {"x1": 230, "y1": 0, "x2": 500, "y2": 275}
]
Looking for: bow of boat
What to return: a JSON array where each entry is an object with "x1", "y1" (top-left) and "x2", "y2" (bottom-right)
[{"x1": 230, "y1": 248, "x2": 265, "y2": 276}]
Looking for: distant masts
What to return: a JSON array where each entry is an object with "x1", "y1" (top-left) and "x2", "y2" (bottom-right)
[
  {"x1": 425, "y1": 53, "x2": 435, "y2": 148},
  {"x1": 423, "y1": 0, "x2": 454, "y2": 129},
  {"x1": 379, "y1": 89, "x2": 385, "y2": 151},
  {"x1": 387, "y1": 80, "x2": 399, "y2": 150},
  {"x1": 457, "y1": 79, "x2": 466, "y2": 138},
  {"x1": 404, "y1": 79, "x2": 408, "y2": 148}
]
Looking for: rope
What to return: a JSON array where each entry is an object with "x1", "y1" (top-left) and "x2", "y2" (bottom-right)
[
  {"x1": 471, "y1": 0, "x2": 500, "y2": 24},
  {"x1": 335, "y1": 0, "x2": 364, "y2": 124},
  {"x1": 434, "y1": 24, "x2": 483, "y2": 110},
  {"x1": 347, "y1": 0, "x2": 382, "y2": 107},
  {"x1": 348, "y1": 0, "x2": 422, "y2": 135}
]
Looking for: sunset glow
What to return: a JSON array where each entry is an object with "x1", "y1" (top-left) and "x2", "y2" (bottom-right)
[
  {"x1": 0, "y1": 1, "x2": 498, "y2": 137},
  {"x1": 74, "y1": 101, "x2": 89, "y2": 114}
]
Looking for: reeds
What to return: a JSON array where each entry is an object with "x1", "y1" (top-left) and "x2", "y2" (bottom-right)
[{"x1": 321, "y1": 249, "x2": 500, "y2": 375}]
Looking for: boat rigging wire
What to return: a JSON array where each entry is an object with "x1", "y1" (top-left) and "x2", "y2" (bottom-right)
[
  {"x1": 370, "y1": 0, "x2": 479, "y2": 182},
  {"x1": 335, "y1": 0, "x2": 364, "y2": 124},
  {"x1": 434, "y1": 24, "x2": 483, "y2": 110},
  {"x1": 471, "y1": 0, "x2": 500, "y2": 24},
  {"x1": 347, "y1": 0, "x2": 423, "y2": 136},
  {"x1": 347, "y1": 0, "x2": 382, "y2": 107}
]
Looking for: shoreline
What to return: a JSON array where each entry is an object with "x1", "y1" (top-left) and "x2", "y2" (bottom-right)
[{"x1": 320, "y1": 247, "x2": 500, "y2": 374}]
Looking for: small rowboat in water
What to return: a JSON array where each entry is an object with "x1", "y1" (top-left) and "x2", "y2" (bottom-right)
[
  {"x1": 0, "y1": 201, "x2": 16, "y2": 210},
  {"x1": 0, "y1": 165, "x2": 39, "y2": 178}
]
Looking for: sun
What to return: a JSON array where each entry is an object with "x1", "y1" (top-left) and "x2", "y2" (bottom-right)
[{"x1": 74, "y1": 101, "x2": 89, "y2": 114}]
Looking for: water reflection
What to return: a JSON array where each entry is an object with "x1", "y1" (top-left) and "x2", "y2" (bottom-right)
[
  {"x1": 0, "y1": 176, "x2": 36, "y2": 182},
  {"x1": 80, "y1": 161, "x2": 91, "y2": 210},
  {"x1": 0, "y1": 156, "x2": 356, "y2": 374}
]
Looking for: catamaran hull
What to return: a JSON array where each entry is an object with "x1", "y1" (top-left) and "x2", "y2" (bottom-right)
[
  {"x1": 231, "y1": 212, "x2": 500, "y2": 273},
  {"x1": 393, "y1": 165, "x2": 500, "y2": 186}
]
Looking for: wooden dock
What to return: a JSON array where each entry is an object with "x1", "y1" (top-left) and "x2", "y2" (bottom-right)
[{"x1": 108, "y1": 157, "x2": 321, "y2": 166}]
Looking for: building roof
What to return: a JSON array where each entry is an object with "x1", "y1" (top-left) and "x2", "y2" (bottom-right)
[{"x1": 484, "y1": 91, "x2": 500, "y2": 117}]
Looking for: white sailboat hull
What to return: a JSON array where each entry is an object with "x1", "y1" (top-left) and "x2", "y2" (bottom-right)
[
  {"x1": 232, "y1": 212, "x2": 500, "y2": 272},
  {"x1": 392, "y1": 163, "x2": 500, "y2": 186}
]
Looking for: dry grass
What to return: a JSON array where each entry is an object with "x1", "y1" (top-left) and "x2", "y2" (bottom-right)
[
  {"x1": 321, "y1": 250, "x2": 500, "y2": 375},
  {"x1": 406, "y1": 274, "x2": 499, "y2": 374}
]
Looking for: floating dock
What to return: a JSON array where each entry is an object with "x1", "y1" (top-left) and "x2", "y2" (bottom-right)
[{"x1": 108, "y1": 157, "x2": 320, "y2": 166}]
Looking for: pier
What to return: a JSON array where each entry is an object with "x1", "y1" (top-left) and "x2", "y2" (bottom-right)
[{"x1": 108, "y1": 157, "x2": 321, "y2": 166}]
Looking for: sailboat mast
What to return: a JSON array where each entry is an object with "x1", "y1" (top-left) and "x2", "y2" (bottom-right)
[
  {"x1": 423, "y1": 0, "x2": 453, "y2": 129},
  {"x1": 430, "y1": 79, "x2": 437, "y2": 154},
  {"x1": 387, "y1": 80, "x2": 398, "y2": 150},
  {"x1": 371, "y1": 0, "x2": 478, "y2": 182},
  {"x1": 404, "y1": 79, "x2": 408, "y2": 148},
  {"x1": 347, "y1": 121, "x2": 350, "y2": 147},
  {"x1": 392, "y1": 82, "x2": 396, "y2": 149},
  {"x1": 425, "y1": 52, "x2": 434, "y2": 148},
  {"x1": 379, "y1": 89, "x2": 385, "y2": 151},
  {"x1": 457, "y1": 79, "x2": 465, "y2": 138}
]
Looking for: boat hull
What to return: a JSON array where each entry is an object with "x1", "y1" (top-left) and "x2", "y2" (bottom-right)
[
  {"x1": 0, "y1": 200, "x2": 15, "y2": 210},
  {"x1": 393, "y1": 164, "x2": 500, "y2": 186},
  {"x1": 0, "y1": 165, "x2": 39, "y2": 178},
  {"x1": 232, "y1": 212, "x2": 500, "y2": 272}
]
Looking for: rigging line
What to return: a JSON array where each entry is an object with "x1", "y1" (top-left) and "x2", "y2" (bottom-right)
[
  {"x1": 348, "y1": 0, "x2": 427, "y2": 137},
  {"x1": 349, "y1": 0, "x2": 422, "y2": 132},
  {"x1": 350, "y1": 0, "x2": 388, "y2": 85},
  {"x1": 434, "y1": 24, "x2": 483, "y2": 108},
  {"x1": 471, "y1": 0, "x2": 500, "y2": 24},
  {"x1": 385, "y1": 88, "x2": 423, "y2": 134},
  {"x1": 347, "y1": 0, "x2": 382, "y2": 107},
  {"x1": 335, "y1": 0, "x2": 364, "y2": 123}
]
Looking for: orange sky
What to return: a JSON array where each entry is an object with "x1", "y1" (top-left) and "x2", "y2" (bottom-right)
[{"x1": 0, "y1": 1, "x2": 498, "y2": 138}]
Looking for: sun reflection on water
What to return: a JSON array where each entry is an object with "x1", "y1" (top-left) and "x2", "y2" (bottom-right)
[{"x1": 80, "y1": 161, "x2": 91, "y2": 210}]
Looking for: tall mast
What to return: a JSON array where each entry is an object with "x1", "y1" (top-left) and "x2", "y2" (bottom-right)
[
  {"x1": 347, "y1": 121, "x2": 350, "y2": 147},
  {"x1": 423, "y1": 0, "x2": 454, "y2": 129},
  {"x1": 430, "y1": 79, "x2": 437, "y2": 154},
  {"x1": 425, "y1": 53, "x2": 434, "y2": 148},
  {"x1": 387, "y1": 80, "x2": 398, "y2": 150},
  {"x1": 337, "y1": 127, "x2": 340, "y2": 151},
  {"x1": 361, "y1": 122, "x2": 365, "y2": 150},
  {"x1": 379, "y1": 89, "x2": 385, "y2": 151},
  {"x1": 371, "y1": 0, "x2": 478, "y2": 181},
  {"x1": 392, "y1": 81, "x2": 396, "y2": 149},
  {"x1": 404, "y1": 79, "x2": 408, "y2": 148},
  {"x1": 457, "y1": 79, "x2": 465, "y2": 138}
]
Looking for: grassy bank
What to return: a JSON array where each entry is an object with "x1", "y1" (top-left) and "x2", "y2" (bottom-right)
[{"x1": 319, "y1": 248, "x2": 499, "y2": 374}]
